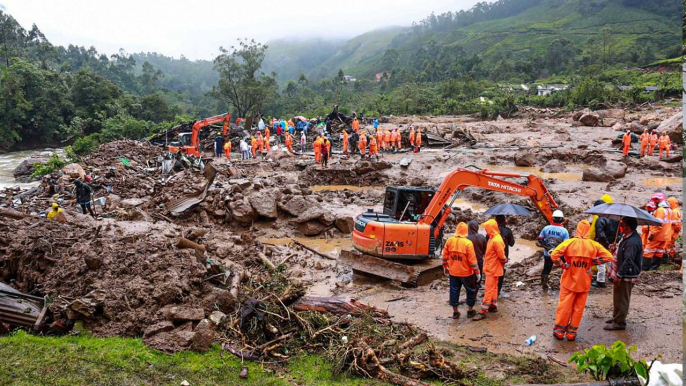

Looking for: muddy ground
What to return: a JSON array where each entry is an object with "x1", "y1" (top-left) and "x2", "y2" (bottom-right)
[{"x1": 0, "y1": 105, "x2": 682, "y2": 368}]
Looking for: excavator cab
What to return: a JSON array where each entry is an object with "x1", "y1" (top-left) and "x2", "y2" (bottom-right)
[
  {"x1": 382, "y1": 187, "x2": 435, "y2": 221},
  {"x1": 178, "y1": 133, "x2": 192, "y2": 147}
]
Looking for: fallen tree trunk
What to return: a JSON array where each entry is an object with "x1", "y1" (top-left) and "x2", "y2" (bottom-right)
[
  {"x1": 356, "y1": 341, "x2": 431, "y2": 386},
  {"x1": 398, "y1": 333, "x2": 428, "y2": 351},
  {"x1": 293, "y1": 296, "x2": 389, "y2": 318},
  {"x1": 176, "y1": 237, "x2": 205, "y2": 260},
  {"x1": 256, "y1": 251, "x2": 277, "y2": 272},
  {"x1": 0, "y1": 208, "x2": 31, "y2": 220}
]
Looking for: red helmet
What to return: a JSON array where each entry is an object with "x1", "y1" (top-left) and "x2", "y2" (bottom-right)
[
  {"x1": 651, "y1": 193, "x2": 667, "y2": 202},
  {"x1": 645, "y1": 201, "x2": 656, "y2": 211},
  {"x1": 84, "y1": 175, "x2": 93, "y2": 183}
]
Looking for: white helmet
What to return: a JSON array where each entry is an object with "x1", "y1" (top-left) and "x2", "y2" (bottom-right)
[{"x1": 552, "y1": 210, "x2": 564, "y2": 219}]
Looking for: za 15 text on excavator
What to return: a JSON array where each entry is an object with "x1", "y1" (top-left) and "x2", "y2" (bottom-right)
[
  {"x1": 168, "y1": 113, "x2": 231, "y2": 158},
  {"x1": 340, "y1": 168, "x2": 558, "y2": 287}
]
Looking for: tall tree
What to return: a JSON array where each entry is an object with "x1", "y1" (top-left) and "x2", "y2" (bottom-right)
[{"x1": 212, "y1": 39, "x2": 275, "y2": 117}]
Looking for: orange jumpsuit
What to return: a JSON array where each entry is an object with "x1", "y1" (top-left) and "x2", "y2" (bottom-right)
[
  {"x1": 658, "y1": 134, "x2": 670, "y2": 159},
  {"x1": 390, "y1": 130, "x2": 398, "y2": 151},
  {"x1": 639, "y1": 131, "x2": 649, "y2": 157},
  {"x1": 477, "y1": 219, "x2": 506, "y2": 315},
  {"x1": 358, "y1": 132, "x2": 367, "y2": 156},
  {"x1": 384, "y1": 129, "x2": 391, "y2": 151},
  {"x1": 395, "y1": 130, "x2": 402, "y2": 149},
  {"x1": 352, "y1": 118, "x2": 360, "y2": 134},
  {"x1": 264, "y1": 128, "x2": 271, "y2": 151},
  {"x1": 376, "y1": 130, "x2": 383, "y2": 152},
  {"x1": 223, "y1": 141, "x2": 231, "y2": 159},
  {"x1": 257, "y1": 133, "x2": 264, "y2": 154},
  {"x1": 668, "y1": 197, "x2": 682, "y2": 256},
  {"x1": 250, "y1": 136, "x2": 257, "y2": 158},
  {"x1": 643, "y1": 206, "x2": 672, "y2": 262},
  {"x1": 327, "y1": 139, "x2": 332, "y2": 160},
  {"x1": 342, "y1": 131, "x2": 349, "y2": 154},
  {"x1": 550, "y1": 220, "x2": 613, "y2": 341},
  {"x1": 442, "y1": 222, "x2": 480, "y2": 277},
  {"x1": 285, "y1": 133, "x2": 293, "y2": 152},
  {"x1": 648, "y1": 133, "x2": 658, "y2": 156},
  {"x1": 415, "y1": 130, "x2": 422, "y2": 149},
  {"x1": 368, "y1": 136, "x2": 378, "y2": 160},
  {"x1": 409, "y1": 128, "x2": 415, "y2": 147},
  {"x1": 621, "y1": 132, "x2": 631, "y2": 156},
  {"x1": 313, "y1": 137, "x2": 322, "y2": 162}
]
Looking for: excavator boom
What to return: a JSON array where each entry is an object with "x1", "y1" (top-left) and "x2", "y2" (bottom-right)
[
  {"x1": 169, "y1": 113, "x2": 231, "y2": 157},
  {"x1": 343, "y1": 167, "x2": 558, "y2": 287}
]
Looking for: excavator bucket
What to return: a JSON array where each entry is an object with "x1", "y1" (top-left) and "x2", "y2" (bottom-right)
[{"x1": 340, "y1": 249, "x2": 444, "y2": 288}]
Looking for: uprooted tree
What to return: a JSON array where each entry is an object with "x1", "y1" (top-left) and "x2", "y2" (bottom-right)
[{"x1": 212, "y1": 39, "x2": 276, "y2": 118}]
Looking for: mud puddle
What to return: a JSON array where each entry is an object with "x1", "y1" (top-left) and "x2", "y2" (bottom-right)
[
  {"x1": 259, "y1": 237, "x2": 352, "y2": 259},
  {"x1": 642, "y1": 177, "x2": 681, "y2": 188},
  {"x1": 480, "y1": 165, "x2": 583, "y2": 181},
  {"x1": 509, "y1": 239, "x2": 540, "y2": 264},
  {"x1": 310, "y1": 185, "x2": 383, "y2": 192},
  {"x1": 452, "y1": 198, "x2": 489, "y2": 212}
]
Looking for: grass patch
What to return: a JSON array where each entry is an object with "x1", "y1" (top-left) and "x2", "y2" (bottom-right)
[{"x1": 0, "y1": 331, "x2": 589, "y2": 386}]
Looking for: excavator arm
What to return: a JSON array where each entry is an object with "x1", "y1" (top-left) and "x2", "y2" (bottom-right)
[
  {"x1": 190, "y1": 113, "x2": 231, "y2": 154},
  {"x1": 419, "y1": 168, "x2": 557, "y2": 235}
]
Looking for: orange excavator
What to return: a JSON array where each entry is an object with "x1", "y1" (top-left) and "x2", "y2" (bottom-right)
[
  {"x1": 341, "y1": 167, "x2": 558, "y2": 287},
  {"x1": 169, "y1": 113, "x2": 231, "y2": 158}
]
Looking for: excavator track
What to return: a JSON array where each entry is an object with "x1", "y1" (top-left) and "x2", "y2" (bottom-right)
[{"x1": 340, "y1": 250, "x2": 444, "y2": 288}]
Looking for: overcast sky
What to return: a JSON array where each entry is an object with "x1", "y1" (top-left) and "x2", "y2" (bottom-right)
[{"x1": 2, "y1": 0, "x2": 480, "y2": 61}]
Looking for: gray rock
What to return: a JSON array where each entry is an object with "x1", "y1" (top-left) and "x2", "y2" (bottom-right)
[
  {"x1": 297, "y1": 220, "x2": 328, "y2": 236},
  {"x1": 514, "y1": 152, "x2": 535, "y2": 167},
  {"x1": 249, "y1": 190, "x2": 279, "y2": 219},
  {"x1": 540, "y1": 160, "x2": 567, "y2": 173},
  {"x1": 191, "y1": 319, "x2": 215, "y2": 353},
  {"x1": 334, "y1": 216, "x2": 355, "y2": 234},
  {"x1": 143, "y1": 321, "x2": 174, "y2": 339},
  {"x1": 656, "y1": 111, "x2": 682, "y2": 144},
  {"x1": 579, "y1": 113, "x2": 600, "y2": 127},
  {"x1": 164, "y1": 306, "x2": 204, "y2": 322},
  {"x1": 229, "y1": 197, "x2": 256, "y2": 224}
]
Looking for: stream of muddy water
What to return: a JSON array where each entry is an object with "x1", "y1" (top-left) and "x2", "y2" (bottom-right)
[{"x1": 0, "y1": 149, "x2": 63, "y2": 190}]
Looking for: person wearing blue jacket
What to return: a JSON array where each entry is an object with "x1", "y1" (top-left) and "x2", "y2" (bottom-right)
[
  {"x1": 537, "y1": 210, "x2": 569, "y2": 293},
  {"x1": 373, "y1": 118, "x2": 379, "y2": 130}
]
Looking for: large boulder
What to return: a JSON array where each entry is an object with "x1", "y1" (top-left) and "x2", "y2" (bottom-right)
[
  {"x1": 540, "y1": 159, "x2": 567, "y2": 173},
  {"x1": 12, "y1": 158, "x2": 45, "y2": 177},
  {"x1": 514, "y1": 152, "x2": 536, "y2": 167},
  {"x1": 279, "y1": 196, "x2": 323, "y2": 218},
  {"x1": 266, "y1": 147, "x2": 294, "y2": 160},
  {"x1": 163, "y1": 306, "x2": 205, "y2": 322},
  {"x1": 249, "y1": 189, "x2": 279, "y2": 219},
  {"x1": 190, "y1": 319, "x2": 215, "y2": 353},
  {"x1": 334, "y1": 216, "x2": 355, "y2": 234},
  {"x1": 144, "y1": 328, "x2": 195, "y2": 353},
  {"x1": 297, "y1": 220, "x2": 328, "y2": 236},
  {"x1": 62, "y1": 163, "x2": 86, "y2": 179},
  {"x1": 579, "y1": 113, "x2": 600, "y2": 127},
  {"x1": 628, "y1": 122, "x2": 647, "y2": 134},
  {"x1": 229, "y1": 197, "x2": 257, "y2": 224},
  {"x1": 582, "y1": 161, "x2": 627, "y2": 182},
  {"x1": 353, "y1": 160, "x2": 392, "y2": 174},
  {"x1": 596, "y1": 109, "x2": 625, "y2": 120},
  {"x1": 656, "y1": 111, "x2": 682, "y2": 144},
  {"x1": 639, "y1": 114, "x2": 658, "y2": 126}
]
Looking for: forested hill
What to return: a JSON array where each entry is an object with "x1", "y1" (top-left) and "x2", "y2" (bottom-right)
[{"x1": 262, "y1": 0, "x2": 681, "y2": 83}]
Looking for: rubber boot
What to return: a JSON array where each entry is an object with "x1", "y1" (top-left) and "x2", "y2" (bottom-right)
[{"x1": 541, "y1": 274, "x2": 549, "y2": 294}]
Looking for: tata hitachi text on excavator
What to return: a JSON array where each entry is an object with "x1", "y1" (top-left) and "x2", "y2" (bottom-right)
[
  {"x1": 168, "y1": 113, "x2": 231, "y2": 158},
  {"x1": 341, "y1": 167, "x2": 559, "y2": 287}
]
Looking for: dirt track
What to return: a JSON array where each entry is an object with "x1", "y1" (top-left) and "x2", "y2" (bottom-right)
[{"x1": 0, "y1": 105, "x2": 682, "y2": 365}]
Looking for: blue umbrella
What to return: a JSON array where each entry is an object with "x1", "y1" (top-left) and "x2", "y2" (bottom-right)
[
  {"x1": 583, "y1": 203, "x2": 662, "y2": 226},
  {"x1": 484, "y1": 203, "x2": 532, "y2": 216}
]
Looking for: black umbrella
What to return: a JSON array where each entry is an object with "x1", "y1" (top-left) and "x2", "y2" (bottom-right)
[
  {"x1": 583, "y1": 203, "x2": 662, "y2": 226},
  {"x1": 484, "y1": 203, "x2": 532, "y2": 216}
]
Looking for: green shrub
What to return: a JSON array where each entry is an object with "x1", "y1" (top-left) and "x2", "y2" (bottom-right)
[
  {"x1": 72, "y1": 135, "x2": 99, "y2": 155},
  {"x1": 30, "y1": 153, "x2": 67, "y2": 178},
  {"x1": 568, "y1": 341, "x2": 650, "y2": 382}
]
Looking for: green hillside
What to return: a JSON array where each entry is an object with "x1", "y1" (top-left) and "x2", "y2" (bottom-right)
[{"x1": 267, "y1": 0, "x2": 681, "y2": 83}]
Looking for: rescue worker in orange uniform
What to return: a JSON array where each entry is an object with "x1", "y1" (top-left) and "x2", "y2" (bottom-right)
[
  {"x1": 621, "y1": 130, "x2": 632, "y2": 156},
  {"x1": 641, "y1": 201, "x2": 656, "y2": 247},
  {"x1": 550, "y1": 220, "x2": 613, "y2": 341},
  {"x1": 313, "y1": 136, "x2": 322, "y2": 163},
  {"x1": 284, "y1": 132, "x2": 293, "y2": 153},
  {"x1": 415, "y1": 129, "x2": 422, "y2": 151},
  {"x1": 658, "y1": 133, "x2": 670, "y2": 159},
  {"x1": 368, "y1": 135, "x2": 379, "y2": 161},
  {"x1": 395, "y1": 128, "x2": 402, "y2": 150},
  {"x1": 643, "y1": 193, "x2": 671, "y2": 270},
  {"x1": 264, "y1": 127, "x2": 271, "y2": 151},
  {"x1": 409, "y1": 126, "x2": 415, "y2": 147},
  {"x1": 639, "y1": 129, "x2": 649, "y2": 157},
  {"x1": 257, "y1": 132, "x2": 264, "y2": 154},
  {"x1": 390, "y1": 129, "x2": 398, "y2": 153},
  {"x1": 223, "y1": 140, "x2": 232, "y2": 159},
  {"x1": 472, "y1": 219, "x2": 506, "y2": 321},
  {"x1": 384, "y1": 128, "x2": 391, "y2": 151},
  {"x1": 648, "y1": 130, "x2": 658, "y2": 156},
  {"x1": 667, "y1": 197, "x2": 682, "y2": 257},
  {"x1": 352, "y1": 117, "x2": 360, "y2": 134},
  {"x1": 326, "y1": 136, "x2": 332, "y2": 160},
  {"x1": 358, "y1": 131, "x2": 367, "y2": 157},
  {"x1": 442, "y1": 222, "x2": 481, "y2": 319},
  {"x1": 342, "y1": 130, "x2": 349, "y2": 156},
  {"x1": 250, "y1": 135, "x2": 257, "y2": 158}
]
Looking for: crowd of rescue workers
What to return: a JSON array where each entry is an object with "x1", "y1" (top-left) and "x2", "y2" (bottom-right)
[{"x1": 42, "y1": 113, "x2": 681, "y2": 343}]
